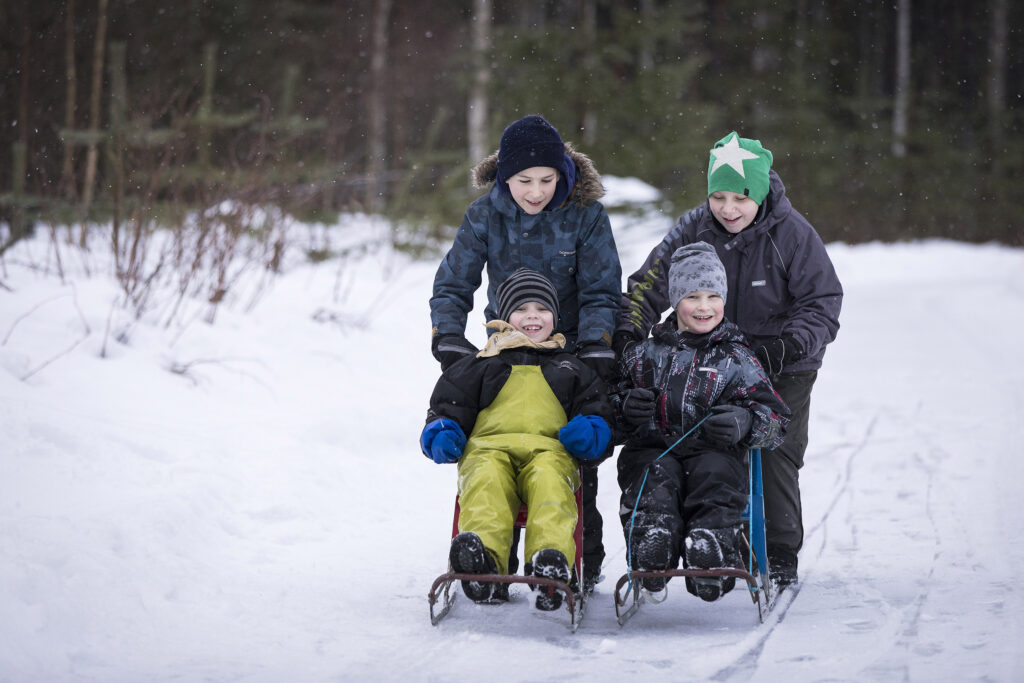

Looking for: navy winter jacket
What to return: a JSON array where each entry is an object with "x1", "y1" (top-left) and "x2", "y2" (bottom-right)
[
  {"x1": 430, "y1": 146, "x2": 621, "y2": 349},
  {"x1": 618, "y1": 171, "x2": 842, "y2": 374}
]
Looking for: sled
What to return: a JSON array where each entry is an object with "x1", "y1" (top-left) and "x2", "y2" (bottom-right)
[
  {"x1": 613, "y1": 448, "x2": 777, "y2": 626},
  {"x1": 428, "y1": 483, "x2": 586, "y2": 631}
]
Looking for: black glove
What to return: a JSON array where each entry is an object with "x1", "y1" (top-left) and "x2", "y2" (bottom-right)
[
  {"x1": 754, "y1": 335, "x2": 800, "y2": 377},
  {"x1": 431, "y1": 333, "x2": 478, "y2": 371},
  {"x1": 612, "y1": 330, "x2": 641, "y2": 358},
  {"x1": 576, "y1": 341, "x2": 617, "y2": 381},
  {"x1": 703, "y1": 404, "x2": 753, "y2": 446},
  {"x1": 621, "y1": 388, "x2": 657, "y2": 426}
]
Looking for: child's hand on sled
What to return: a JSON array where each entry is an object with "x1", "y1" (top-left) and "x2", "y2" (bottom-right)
[
  {"x1": 703, "y1": 405, "x2": 752, "y2": 446},
  {"x1": 558, "y1": 414, "x2": 611, "y2": 460},
  {"x1": 420, "y1": 418, "x2": 467, "y2": 464}
]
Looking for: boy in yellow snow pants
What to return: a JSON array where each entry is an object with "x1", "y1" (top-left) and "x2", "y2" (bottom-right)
[{"x1": 421, "y1": 269, "x2": 613, "y2": 611}]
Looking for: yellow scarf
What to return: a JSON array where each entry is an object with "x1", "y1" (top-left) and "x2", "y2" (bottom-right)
[{"x1": 476, "y1": 320, "x2": 566, "y2": 358}]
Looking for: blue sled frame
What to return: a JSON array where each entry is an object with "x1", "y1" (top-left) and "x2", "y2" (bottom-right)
[{"x1": 613, "y1": 448, "x2": 777, "y2": 625}]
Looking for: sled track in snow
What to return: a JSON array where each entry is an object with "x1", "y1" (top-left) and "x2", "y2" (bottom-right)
[{"x1": 707, "y1": 412, "x2": 882, "y2": 680}]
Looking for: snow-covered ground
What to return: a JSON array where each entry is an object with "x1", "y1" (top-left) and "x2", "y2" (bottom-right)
[{"x1": 2, "y1": 180, "x2": 1022, "y2": 681}]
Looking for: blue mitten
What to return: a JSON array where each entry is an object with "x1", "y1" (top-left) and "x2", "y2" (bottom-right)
[
  {"x1": 558, "y1": 415, "x2": 611, "y2": 460},
  {"x1": 419, "y1": 418, "x2": 467, "y2": 464}
]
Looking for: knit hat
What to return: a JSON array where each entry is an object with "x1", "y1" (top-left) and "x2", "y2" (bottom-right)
[
  {"x1": 496, "y1": 268, "x2": 560, "y2": 323},
  {"x1": 668, "y1": 242, "x2": 728, "y2": 308},
  {"x1": 496, "y1": 115, "x2": 567, "y2": 182},
  {"x1": 707, "y1": 132, "x2": 773, "y2": 205}
]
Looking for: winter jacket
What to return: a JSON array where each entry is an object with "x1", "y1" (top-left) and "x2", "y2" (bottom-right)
[
  {"x1": 614, "y1": 316, "x2": 790, "y2": 454},
  {"x1": 430, "y1": 145, "x2": 621, "y2": 350},
  {"x1": 618, "y1": 170, "x2": 842, "y2": 374},
  {"x1": 427, "y1": 346, "x2": 614, "y2": 458}
]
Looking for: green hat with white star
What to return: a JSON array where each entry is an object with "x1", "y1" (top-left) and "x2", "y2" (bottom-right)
[{"x1": 707, "y1": 132, "x2": 774, "y2": 205}]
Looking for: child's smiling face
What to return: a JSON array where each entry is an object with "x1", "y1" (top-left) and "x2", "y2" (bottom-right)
[
  {"x1": 508, "y1": 301, "x2": 555, "y2": 342},
  {"x1": 708, "y1": 190, "x2": 759, "y2": 233},
  {"x1": 507, "y1": 166, "x2": 559, "y2": 214},
  {"x1": 675, "y1": 290, "x2": 724, "y2": 333}
]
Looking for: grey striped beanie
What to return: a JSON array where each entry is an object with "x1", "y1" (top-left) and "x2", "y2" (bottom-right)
[{"x1": 496, "y1": 268, "x2": 560, "y2": 323}]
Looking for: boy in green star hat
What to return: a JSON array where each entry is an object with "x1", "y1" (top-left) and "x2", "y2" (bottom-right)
[{"x1": 616, "y1": 131, "x2": 843, "y2": 588}]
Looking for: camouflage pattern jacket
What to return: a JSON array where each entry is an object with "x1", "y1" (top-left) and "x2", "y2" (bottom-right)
[
  {"x1": 430, "y1": 145, "x2": 621, "y2": 350},
  {"x1": 614, "y1": 316, "x2": 790, "y2": 455},
  {"x1": 618, "y1": 171, "x2": 842, "y2": 374}
]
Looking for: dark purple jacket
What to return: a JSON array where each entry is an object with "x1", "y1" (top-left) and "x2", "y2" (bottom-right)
[{"x1": 618, "y1": 171, "x2": 842, "y2": 374}]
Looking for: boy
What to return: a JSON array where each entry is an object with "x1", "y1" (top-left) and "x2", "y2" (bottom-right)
[
  {"x1": 615, "y1": 132, "x2": 842, "y2": 587},
  {"x1": 429, "y1": 114, "x2": 621, "y2": 591},
  {"x1": 615, "y1": 242, "x2": 790, "y2": 601},
  {"x1": 421, "y1": 269, "x2": 614, "y2": 611}
]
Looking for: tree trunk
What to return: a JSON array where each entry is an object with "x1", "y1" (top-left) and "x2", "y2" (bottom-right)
[
  {"x1": 60, "y1": 0, "x2": 78, "y2": 201},
  {"x1": 892, "y1": 0, "x2": 911, "y2": 157},
  {"x1": 80, "y1": 0, "x2": 109, "y2": 224},
  {"x1": 578, "y1": 0, "x2": 598, "y2": 145},
  {"x1": 365, "y1": 0, "x2": 392, "y2": 213},
  {"x1": 987, "y1": 0, "x2": 1008, "y2": 144},
  {"x1": 468, "y1": 0, "x2": 491, "y2": 186}
]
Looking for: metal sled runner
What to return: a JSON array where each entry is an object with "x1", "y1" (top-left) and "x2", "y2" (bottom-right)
[
  {"x1": 613, "y1": 448, "x2": 778, "y2": 625},
  {"x1": 428, "y1": 484, "x2": 586, "y2": 631}
]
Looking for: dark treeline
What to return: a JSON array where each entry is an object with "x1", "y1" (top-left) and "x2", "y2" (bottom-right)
[{"x1": 1, "y1": 0, "x2": 1021, "y2": 246}]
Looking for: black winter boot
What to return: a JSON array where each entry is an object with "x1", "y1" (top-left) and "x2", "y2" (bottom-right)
[
  {"x1": 531, "y1": 549, "x2": 570, "y2": 611},
  {"x1": 683, "y1": 527, "x2": 743, "y2": 602},
  {"x1": 768, "y1": 547, "x2": 798, "y2": 587},
  {"x1": 449, "y1": 532, "x2": 498, "y2": 603},
  {"x1": 632, "y1": 527, "x2": 674, "y2": 592}
]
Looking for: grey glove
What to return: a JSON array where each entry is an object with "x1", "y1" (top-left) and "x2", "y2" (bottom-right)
[{"x1": 703, "y1": 404, "x2": 752, "y2": 446}]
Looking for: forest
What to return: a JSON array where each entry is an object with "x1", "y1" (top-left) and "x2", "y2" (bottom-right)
[{"x1": 1, "y1": 0, "x2": 1021, "y2": 251}]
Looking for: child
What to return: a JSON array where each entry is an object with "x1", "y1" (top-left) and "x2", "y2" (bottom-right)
[
  {"x1": 421, "y1": 268, "x2": 614, "y2": 611},
  {"x1": 429, "y1": 114, "x2": 621, "y2": 590},
  {"x1": 615, "y1": 132, "x2": 842, "y2": 587},
  {"x1": 615, "y1": 242, "x2": 790, "y2": 601}
]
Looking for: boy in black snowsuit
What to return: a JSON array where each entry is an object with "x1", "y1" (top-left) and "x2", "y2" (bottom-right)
[
  {"x1": 615, "y1": 242, "x2": 790, "y2": 601},
  {"x1": 421, "y1": 269, "x2": 614, "y2": 611}
]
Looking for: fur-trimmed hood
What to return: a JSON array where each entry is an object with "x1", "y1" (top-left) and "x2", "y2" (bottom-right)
[{"x1": 470, "y1": 143, "x2": 605, "y2": 207}]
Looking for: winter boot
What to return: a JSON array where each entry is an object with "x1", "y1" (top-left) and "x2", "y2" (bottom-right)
[
  {"x1": 449, "y1": 532, "x2": 498, "y2": 603},
  {"x1": 768, "y1": 547, "x2": 798, "y2": 587},
  {"x1": 631, "y1": 527, "x2": 674, "y2": 592},
  {"x1": 683, "y1": 527, "x2": 742, "y2": 602},
  {"x1": 531, "y1": 549, "x2": 570, "y2": 611},
  {"x1": 582, "y1": 564, "x2": 603, "y2": 595}
]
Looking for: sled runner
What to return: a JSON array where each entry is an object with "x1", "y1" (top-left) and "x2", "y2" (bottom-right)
[
  {"x1": 613, "y1": 448, "x2": 777, "y2": 625},
  {"x1": 428, "y1": 484, "x2": 586, "y2": 631}
]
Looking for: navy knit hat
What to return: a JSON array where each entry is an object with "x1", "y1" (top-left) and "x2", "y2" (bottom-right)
[
  {"x1": 496, "y1": 268, "x2": 560, "y2": 323},
  {"x1": 668, "y1": 242, "x2": 728, "y2": 308},
  {"x1": 496, "y1": 115, "x2": 567, "y2": 182}
]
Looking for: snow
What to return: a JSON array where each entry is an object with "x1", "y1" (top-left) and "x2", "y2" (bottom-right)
[{"x1": 2, "y1": 178, "x2": 1023, "y2": 681}]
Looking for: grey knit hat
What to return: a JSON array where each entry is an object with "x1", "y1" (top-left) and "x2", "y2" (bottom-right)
[
  {"x1": 496, "y1": 268, "x2": 560, "y2": 323},
  {"x1": 668, "y1": 242, "x2": 728, "y2": 307}
]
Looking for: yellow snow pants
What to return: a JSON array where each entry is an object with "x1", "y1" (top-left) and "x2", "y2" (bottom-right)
[{"x1": 456, "y1": 365, "x2": 580, "y2": 574}]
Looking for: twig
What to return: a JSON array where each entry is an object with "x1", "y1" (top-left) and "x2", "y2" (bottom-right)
[
  {"x1": 2, "y1": 293, "x2": 71, "y2": 346},
  {"x1": 20, "y1": 283, "x2": 92, "y2": 381}
]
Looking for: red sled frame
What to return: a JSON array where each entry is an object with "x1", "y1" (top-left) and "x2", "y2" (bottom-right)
[{"x1": 428, "y1": 483, "x2": 586, "y2": 631}]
